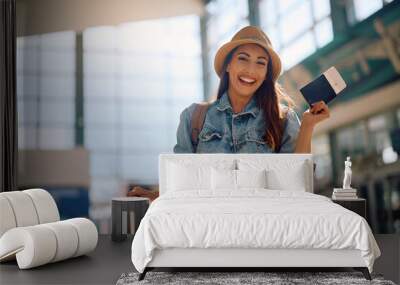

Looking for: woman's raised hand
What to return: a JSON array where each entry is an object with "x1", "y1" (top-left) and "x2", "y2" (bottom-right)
[{"x1": 301, "y1": 100, "x2": 330, "y2": 128}]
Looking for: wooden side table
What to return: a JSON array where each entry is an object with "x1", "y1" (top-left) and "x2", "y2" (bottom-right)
[
  {"x1": 111, "y1": 197, "x2": 149, "y2": 242},
  {"x1": 332, "y1": 198, "x2": 366, "y2": 219}
]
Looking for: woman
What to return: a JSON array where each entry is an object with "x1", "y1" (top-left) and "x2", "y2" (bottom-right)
[{"x1": 128, "y1": 25, "x2": 329, "y2": 201}]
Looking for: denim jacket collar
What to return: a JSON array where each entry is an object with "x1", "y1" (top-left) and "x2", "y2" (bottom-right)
[{"x1": 216, "y1": 91, "x2": 259, "y2": 118}]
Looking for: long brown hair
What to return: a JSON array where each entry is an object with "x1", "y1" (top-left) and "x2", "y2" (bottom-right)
[{"x1": 216, "y1": 47, "x2": 295, "y2": 152}]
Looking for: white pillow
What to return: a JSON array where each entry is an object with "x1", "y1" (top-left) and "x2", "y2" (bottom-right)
[
  {"x1": 236, "y1": 169, "x2": 267, "y2": 189},
  {"x1": 211, "y1": 168, "x2": 267, "y2": 190},
  {"x1": 266, "y1": 167, "x2": 307, "y2": 191},
  {"x1": 237, "y1": 158, "x2": 308, "y2": 191},
  {"x1": 166, "y1": 159, "x2": 236, "y2": 192},
  {"x1": 167, "y1": 162, "x2": 211, "y2": 191},
  {"x1": 211, "y1": 168, "x2": 236, "y2": 190}
]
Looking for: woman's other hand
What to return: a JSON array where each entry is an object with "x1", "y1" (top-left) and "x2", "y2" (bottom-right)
[
  {"x1": 301, "y1": 100, "x2": 330, "y2": 128},
  {"x1": 127, "y1": 186, "x2": 159, "y2": 202},
  {"x1": 127, "y1": 186, "x2": 148, "y2": 197}
]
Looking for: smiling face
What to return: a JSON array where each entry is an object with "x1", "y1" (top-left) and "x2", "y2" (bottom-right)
[{"x1": 226, "y1": 43, "x2": 269, "y2": 99}]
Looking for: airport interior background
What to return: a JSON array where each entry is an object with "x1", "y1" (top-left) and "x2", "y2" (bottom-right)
[{"x1": 16, "y1": 0, "x2": 400, "y2": 234}]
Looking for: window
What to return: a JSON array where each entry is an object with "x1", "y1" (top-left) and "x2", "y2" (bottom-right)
[
  {"x1": 353, "y1": 0, "x2": 393, "y2": 22},
  {"x1": 17, "y1": 31, "x2": 76, "y2": 150},
  {"x1": 336, "y1": 121, "x2": 368, "y2": 161},
  {"x1": 367, "y1": 114, "x2": 398, "y2": 164},
  {"x1": 334, "y1": 111, "x2": 399, "y2": 177},
  {"x1": 204, "y1": 0, "x2": 249, "y2": 99},
  {"x1": 259, "y1": 0, "x2": 333, "y2": 70},
  {"x1": 395, "y1": 106, "x2": 400, "y2": 125},
  {"x1": 83, "y1": 15, "x2": 203, "y2": 205},
  {"x1": 312, "y1": 134, "x2": 332, "y2": 185}
]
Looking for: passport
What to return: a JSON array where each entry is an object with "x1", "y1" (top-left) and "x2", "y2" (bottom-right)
[{"x1": 299, "y1": 66, "x2": 346, "y2": 106}]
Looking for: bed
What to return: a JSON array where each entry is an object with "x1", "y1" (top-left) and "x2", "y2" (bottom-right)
[{"x1": 131, "y1": 154, "x2": 381, "y2": 281}]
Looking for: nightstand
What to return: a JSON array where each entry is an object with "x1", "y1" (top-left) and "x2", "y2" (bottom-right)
[
  {"x1": 111, "y1": 197, "x2": 149, "y2": 242},
  {"x1": 332, "y1": 198, "x2": 366, "y2": 219}
]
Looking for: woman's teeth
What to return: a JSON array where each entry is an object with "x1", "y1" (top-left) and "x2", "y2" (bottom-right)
[{"x1": 239, "y1": 76, "x2": 256, "y2": 85}]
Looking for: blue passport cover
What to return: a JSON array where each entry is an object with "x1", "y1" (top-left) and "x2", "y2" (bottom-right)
[{"x1": 300, "y1": 74, "x2": 338, "y2": 106}]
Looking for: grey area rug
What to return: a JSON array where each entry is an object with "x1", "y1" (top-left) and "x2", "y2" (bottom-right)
[{"x1": 116, "y1": 271, "x2": 396, "y2": 285}]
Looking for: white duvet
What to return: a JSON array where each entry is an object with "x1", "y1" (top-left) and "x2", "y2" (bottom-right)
[{"x1": 131, "y1": 189, "x2": 380, "y2": 273}]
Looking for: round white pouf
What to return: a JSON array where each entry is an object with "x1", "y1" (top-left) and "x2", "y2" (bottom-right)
[
  {"x1": 0, "y1": 225, "x2": 57, "y2": 269},
  {"x1": 1, "y1": 191, "x2": 39, "y2": 227},
  {"x1": 66, "y1": 218, "x2": 98, "y2": 257},
  {"x1": 0, "y1": 218, "x2": 98, "y2": 269},
  {"x1": 42, "y1": 220, "x2": 79, "y2": 262},
  {"x1": 23, "y1": 189, "x2": 60, "y2": 224},
  {"x1": 0, "y1": 195, "x2": 17, "y2": 237}
]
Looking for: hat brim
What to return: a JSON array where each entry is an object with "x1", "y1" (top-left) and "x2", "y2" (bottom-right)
[{"x1": 214, "y1": 39, "x2": 282, "y2": 82}]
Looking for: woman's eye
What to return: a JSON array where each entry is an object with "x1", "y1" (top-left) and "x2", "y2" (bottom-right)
[
  {"x1": 238, "y1": 57, "x2": 248, "y2": 61},
  {"x1": 257, "y1": 62, "x2": 266, "y2": 66}
]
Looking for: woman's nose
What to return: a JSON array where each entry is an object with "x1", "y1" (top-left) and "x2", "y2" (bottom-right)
[{"x1": 245, "y1": 62, "x2": 260, "y2": 75}]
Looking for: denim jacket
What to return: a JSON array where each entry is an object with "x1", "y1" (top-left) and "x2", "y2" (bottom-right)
[{"x1": 173, "y1": 92, "x2": 301, "y2": 153}]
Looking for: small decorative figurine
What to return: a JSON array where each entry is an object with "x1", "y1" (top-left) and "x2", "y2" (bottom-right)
[{"x1": 342, "y1": 156, "x2": 352, "y2": 189}]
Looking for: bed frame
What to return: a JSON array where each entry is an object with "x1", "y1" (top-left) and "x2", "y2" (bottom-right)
[
  {"x1": 138, "y1": 154, "x2": 372, "y2": 281},
  {"x1": 140, "y1": 248, "x2": 371, "y2": 280}
]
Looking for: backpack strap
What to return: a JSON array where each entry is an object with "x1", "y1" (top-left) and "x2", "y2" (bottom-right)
[
  {"x1": 275, "y1": 107, "x2": 289, "y2": 153},
  {"x1": 191, "y1": 102, "x2": 211, "y2": 152}
]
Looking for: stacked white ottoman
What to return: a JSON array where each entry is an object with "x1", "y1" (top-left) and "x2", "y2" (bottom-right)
[{"x1": 0, "y1": 189, "x2": 98, "y2": 269}]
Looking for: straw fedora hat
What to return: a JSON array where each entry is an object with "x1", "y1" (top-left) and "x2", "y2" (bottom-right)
[{"x1": 214, "y1": 25, "x2": 282, "y2": 82}]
